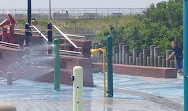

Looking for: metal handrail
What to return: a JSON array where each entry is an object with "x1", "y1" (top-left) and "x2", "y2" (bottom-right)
[
  {"x1": 65, "y1": 34, "x2": 85, "y2": 39},
  {"x1": 31, "y1": 25, "x2": 48, "y2": 41},
  {"x1": 53, "y1": 25, "x2": 78, "y2": 48},
  {"x1": 0, "y1": 41, "x2": 20, "y2": 49},
  {"x1": 59, "y1": 50, "x2": 82, "y2": 57}
]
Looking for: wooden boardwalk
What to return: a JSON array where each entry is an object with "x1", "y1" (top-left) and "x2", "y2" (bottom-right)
[{"x1": 0, "y1": 98, "x2": 182, "y2": 111}]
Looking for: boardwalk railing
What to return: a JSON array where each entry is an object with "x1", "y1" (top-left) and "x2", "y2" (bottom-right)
[{"x1": 0, "y1": 8, "x2": 147, "y2": 19}]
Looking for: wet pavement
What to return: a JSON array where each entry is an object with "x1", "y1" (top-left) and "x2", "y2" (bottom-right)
[{"x1": 0, "y1": 73, "x2": 184, "y2": 111}]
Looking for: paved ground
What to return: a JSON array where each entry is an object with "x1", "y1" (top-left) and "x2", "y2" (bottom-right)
[{"x1": 0, "y1": 73, "x2": 184, "y2": 111}]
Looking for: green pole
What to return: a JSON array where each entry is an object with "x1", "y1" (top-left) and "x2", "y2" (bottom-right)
[
  {"x1": 107, "y1": 35, "x2": 113, "y2": 97},
  {"x1": 184, "y1": 0, "x2": 188, "y2": 110},
  {"x1": 54, "y1": 39, "x2": 60, "y2": 91}
]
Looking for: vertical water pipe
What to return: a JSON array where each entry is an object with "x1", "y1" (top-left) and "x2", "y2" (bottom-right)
[
  {"x1": 107, "y1": 35, "x2": 113, "y2": 97},
  {"x1": 53, "y1": 39, "x2": 60, "y2": 91}
]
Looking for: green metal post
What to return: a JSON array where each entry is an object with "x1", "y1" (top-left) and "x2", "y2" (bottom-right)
[
  {"x1": 184, "y1": 0, "x2": 188, "y2": 110},
  {"x1": 54, "y1": 39, "x2": 60, "y2": 91},
  {"x1": 107, "y1": 35, "x2": 113, "y2": 97}
]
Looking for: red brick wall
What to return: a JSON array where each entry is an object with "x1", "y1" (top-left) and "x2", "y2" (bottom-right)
[
  {"x1": 24, "y1": 55, "x2": 93, "y2": 87},
  {"x1": 93, "y1": 63, "x2": 177, "y2": 78}
]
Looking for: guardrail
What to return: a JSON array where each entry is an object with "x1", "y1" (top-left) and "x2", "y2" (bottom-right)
[{"x1": 0, "y1": 41, "x2": 20, "y2": 49}]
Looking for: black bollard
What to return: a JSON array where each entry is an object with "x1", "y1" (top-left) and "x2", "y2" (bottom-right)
[
  {"x1": 47, "y1": 23, "x2": 53, "y2": 54},
  {"x1": 25, "y1": 23, "x2": 30, "y2": 47}
]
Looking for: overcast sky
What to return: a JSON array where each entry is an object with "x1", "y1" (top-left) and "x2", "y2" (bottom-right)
[{"x1": 0, "y1": 0, "x2": 168, "y2": 9}]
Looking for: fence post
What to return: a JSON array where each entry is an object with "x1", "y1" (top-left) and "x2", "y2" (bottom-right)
[
  {"x1": 139, "y1": 53, "x2": 143, "y2": 66},
  {"x1": 136, "y1": 57, "x2": 139, "y2": 65},
  {"x1": 154, "y1": 47, "x2": 161, "y2": 67},
  {"x1": 129, "y1": 56, "x2": 133, "y2": 65},
  {"x1": 147, "y1": 56, "x2": 150, "y2": 66},
  {"x1": 150, "y1": 45, "x2": 157, "y2": 66},
  {"x1": 125, "y1": 53, "x2": 129, "y2": 65},
  {"x1": 166, "y1": 50, "x2": 172, "y2": 67},
  {"x1": 158, "y1": 56, "x2": 162, "y2": 67},
  {"x1": 162, "y1": 58, "x2": 166, "y2": 67},
  {"x1": 143, "y1": 49, "x2": 150, "y2": 66},
  {"x1": 119, "y1": 43, "x2": 125, "y2": 64},
  {"x1": 122, "y1": 45, "x2": 129, "y2": 64},
  {"x1": 170, "y1": 60, "x2": 175, "y2": 68},
  {"x1": 133, "y1": 48, "x2": 139, "y2": 65},
  {"x1": 112, "y1": 46, "x2": 119, "y2": 63}
]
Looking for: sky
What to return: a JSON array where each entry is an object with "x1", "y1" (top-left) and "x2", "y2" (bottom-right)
[{"x1": 0, "y1": 0, "x2": 168, "y2": 9}]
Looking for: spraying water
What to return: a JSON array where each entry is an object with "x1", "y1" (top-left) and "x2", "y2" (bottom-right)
[{"x1": 7, "y1": 42, "x2": 54, "y2": 81}]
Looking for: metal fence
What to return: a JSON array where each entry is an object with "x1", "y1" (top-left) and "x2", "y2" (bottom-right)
[{"x1": 0, "y1": 8, "x2": 147, "y2": 19}]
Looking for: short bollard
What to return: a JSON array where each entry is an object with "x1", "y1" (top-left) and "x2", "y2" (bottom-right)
[
  {"x1": 0, "y1": 103, "x2": 16, "y2": 111},
  {"x1": 71, "y1": 66, "x2": 83, "y2": 111},
  {"x1": 7, "y1": 72, "x2": 12, "y2": 85}
]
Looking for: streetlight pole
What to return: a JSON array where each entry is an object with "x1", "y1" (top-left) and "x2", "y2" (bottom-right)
[
  {"x1": 27, "y1": 0, "x2": 31, "y2": 25},
  {"x1": 49, "y1": 0, "x2": 52, "y2": 19}
]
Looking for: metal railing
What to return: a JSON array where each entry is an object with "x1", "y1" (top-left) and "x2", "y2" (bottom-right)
[
  {"x1": 53, "y1": 25, "x2": 78, "y2": 48},
  {"x1": 31, "y1": 25, "x2": 48, "y2": 41},
  {"x1": 0, "y1": 41, "x2": 20, "y2": 49},
  {"x1": 0, "y1": 8, "x2": 147, "y2": 19},
  {"x1": 53, "y1": 25, "x2": 83, "y2": 57},
  {"x1": 59, "y1": 50, "x2": 82, "y2": 57},
  {"x1": 64, "y1": 34, "x2": 85, "y2": 39}
]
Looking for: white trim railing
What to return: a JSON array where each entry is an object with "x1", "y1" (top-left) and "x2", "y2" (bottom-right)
[
  {"x1": 0, "y1": 41, "x2": 20, "y2": 49},
  {"x1": 31, "y1": 25, "x2": 48, "y2": 41},
  {"x1": 59, "y1": 50, "x2": 82, "y2": 57},
  {"x1": 65, "y1": 34, "x2": 85, "y2": 39},
  {"x1": 53, "y1": 25, "x2": 78, "y2": 48}
]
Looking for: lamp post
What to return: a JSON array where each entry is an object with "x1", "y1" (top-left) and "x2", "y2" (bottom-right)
[
  {"x1": 27, "y1": 0, "x2": 31, "y2": 25},
  {"x1": 90, "y1": 48, "x2": 106, "y2": 97},
  {"x1": 49, "y1": 0, "x2": 52, "y2": 19}
]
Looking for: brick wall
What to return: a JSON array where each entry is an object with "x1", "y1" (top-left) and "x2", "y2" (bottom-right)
[{"x1": 93, "y1": 63, "x2": 177, "y2": 78}]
